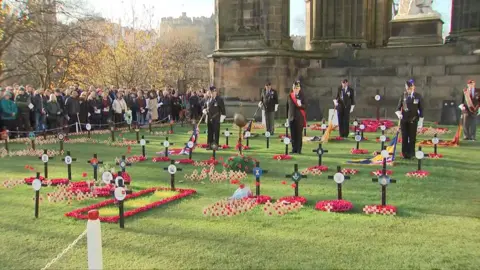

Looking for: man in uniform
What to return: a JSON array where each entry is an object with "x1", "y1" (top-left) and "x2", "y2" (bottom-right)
[
  {"x1": 395, "y1": 80, "x2": 424, "y2": 159},
  {"x1": 259, "y1": 81, "x2": 279, "y2": 135},
  {"x1": 203, "y1": 86, "x2": 226, "y2": 149},
  {"x1": 334, "y1": 79, "x2": 355, "y2": 138},
  {"x1": 459, "y1": 80, "x2": 479, "y2": 141},
  {"x1": 287, "y1": 80, "x2": 307, "y2": 154},
  {"x1": 14, "y1": 86, "x2": 33, "y2": 133}
]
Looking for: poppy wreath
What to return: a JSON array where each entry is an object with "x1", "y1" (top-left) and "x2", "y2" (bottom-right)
[
  {"x1": 235, "y1": 143, "x2": 250, "y2": 151},
  {"x1": 341, "y1": 168, "x2": 359, "y2": 175},
  {"x1": 351, "y1": 148, "x2": 369, "y2": 154},
  {"x1": 428, "y1": 153, "x2": 443, "y2": 159},
  {"x1": 68, "y1": 182, "x2": 114, "y2": 197},
  {"x1": 24, "y1": 176, "x2": 69, "y2": 186},
  {"x1": 277, "y1": 196, "x2": 307, "y2": 205},
  {"x1": 263, "y1": 200, "x2": 303, "y2": 216},
  {"x1": 65, "y1": 187, "x2": 197, "y2": 223},
  {"x1": 112, "y1": 172, "x2": 132, "y2": 184},
  {"x1": 221, "y1": 145, "x2": 230, "y2": 149},
  {"x1": 405, "y1": 170, "x2": 430, "y2": 178},
  {"x1": 248, "y1": 195, "x2": 272, "y2": 204},
  {"x1": 176, "y1": 159, "x2": 194, "y2": 165},
  {"x1": 123, "y1": 155, "x2": 147, "y2": 163},
  {"x1": 375, "y1": 137, "x2": 391, "y2": 143},
  {"x1": 279, "y1": 134, "x2": 291, "y2": 139},
  {"x1": 152, "y1": 156, "x2": 171, "y2": 162},
  {"x1": 198, "y1": 143, "x2": 209, "y2": 149},
  {"x1": 226, "y1": 155, "x2": 256, "y2": 173},
  {"x1": 273, "y1": 154, "x2": 292, "y2": 160},
  {"x1": 363, "y1": 204, "x2": 397, "y2": 215},
  {"x1": 315, "y1": 200, "x2": 354, "y2": 212},
  {"x1": 202, "y1": 198, "x2": 258, "y2": 217},
  {"x1": 371, "y1": 170, "x2": 393, "y2": 176}
]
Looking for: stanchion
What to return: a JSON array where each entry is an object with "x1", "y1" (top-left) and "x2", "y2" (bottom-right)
[{"x1": 87, "y1": 210, "x2": 103, "y2": 270}]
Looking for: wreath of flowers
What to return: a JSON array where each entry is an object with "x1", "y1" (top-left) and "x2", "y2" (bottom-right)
[
  {"x1": 301, "y1": 165, "x2": 328, "y2": 176},
  {"x1": 112, "y1": 172, "x2": 132, "y2": 184},
  {"x1": 405, "y1": 170, "x2": 430, "y2": 178},
  {"x1": 65, "y1": 187, "x2": 197, "y2": 223},
  {"x1": 341, "y1": 168, "x2": 359, "y2": 175},
  {"x1": 152, "y1": 156, "x2": 171, "y2": 162},
  {"x1": 363, "y1": 204, "x2": 397, "y2": 215},
  {"x1": 273, "y1": 154, "x2": 292, "y2": 160},
  {"x1": 315, "y1": 200, "x2": 354, "y2": 212},
  {"x1": 198, "y1": 143, "x2": 209, "y2": 149},
  {"x1": 371, "y1": 169, "x2": 393, "y2": 176},
  {"x1": 428, "y1": 153, "x2": 443, "y2": 159},
  {"x1": 203, "y1": 198, "x2": 258, "y2": 217},
  {"x1": 263, "y1": 200, "x2": 303, "y2": 216},
  {"x1": 248, "y1": 195, "x2": 272, "y2": 204},
  {"x1": 351, "y1": 148, "x2": 369, "y2": 154},
  {"x1": 277, "y1": 196, "x2": 307, "y2": 205}
]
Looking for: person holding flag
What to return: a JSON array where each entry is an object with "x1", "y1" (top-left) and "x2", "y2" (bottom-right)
[
  {"x1": 203, "y1": 86, "x2": 226, "y2": 150},
  {"x1": 395, "y1": 80, "x2": 424, "y2": 159},
  {"x1": 459, "y1": 80, "x2": 479, "y2": 141},
  {"x1": 287, "y1": 80, "x2": 307, "y2": 154}
]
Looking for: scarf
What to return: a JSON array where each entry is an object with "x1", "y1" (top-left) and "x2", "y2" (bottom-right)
[
  {"x1": 463, "y1": 88, "x2": 479, "y2": 114},
  {"x1": 289, "y1": 91, "x2": 307, "y2": 127}
]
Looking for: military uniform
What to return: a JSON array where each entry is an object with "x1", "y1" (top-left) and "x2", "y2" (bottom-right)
[
  {"x1": 287, "y1": 82, "x2": 307, "y2": 154},
  {"x1": 204, "y1": 87, "x2": 226, "y2": 148},
  {"x1": 260, "y1": 84, "x2": 279, "y2": 134},
  {"x1": 335, "y1": 82, "x2": 355, "y2": 138},
  {"x1": 459, "y1": 80, "x2": 479, "y2": 140},
  {"x1": 396, "y1": 89, "x2": 424, "y2": 159}
]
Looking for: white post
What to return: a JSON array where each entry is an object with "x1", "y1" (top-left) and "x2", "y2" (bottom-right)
[
  {"x1": 87, "y1": 210, "x2": 103, "y2": 270},
  {"x1": 261, "y1": 110, "x2": 266, "y2": 126}
]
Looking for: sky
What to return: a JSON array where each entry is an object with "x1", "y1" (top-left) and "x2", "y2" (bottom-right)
[{"x1": 87, "y1": 0, "x2": 452, "y2": 36}]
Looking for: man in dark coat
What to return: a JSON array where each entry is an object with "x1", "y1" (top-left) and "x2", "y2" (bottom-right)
[
  {"x1": 334, "y1": 79, "x2": 355, "y2": 138},
  {"x1": 260, "y1": 81, "x2": 279, "y2": 135},
  {"x1": 203, "y1": 86, "x2": 226, "y2": 149},
  {"x1": 287, "y1": 80, "x2": 307, "y2": 154},
  {"x1": 459, "y1": 80, "x2": 480, "y2": 141}
]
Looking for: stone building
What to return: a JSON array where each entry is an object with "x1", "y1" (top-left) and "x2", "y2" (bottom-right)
[{"x1": 209, "y1": 0, "x2": 480, "y2": 121}]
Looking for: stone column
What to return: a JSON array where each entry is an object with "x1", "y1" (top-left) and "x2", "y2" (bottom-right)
[{"x1": 449, "y1": 0, "x2": 480, "y2": 39}]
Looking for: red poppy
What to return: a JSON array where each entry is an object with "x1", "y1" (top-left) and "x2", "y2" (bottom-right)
[
  {"x1": 291, "y1": 183, "x2": 297, "y2": 188},
  {"x1": 82, "y1": 172, "x2": 88, "y2": 178},
  {"x1": 281, "y1": 180, "x2": 287, "y2": 185},
  {"x1": 230, "y1": 179, "x2": 240, "y2": 185},
  {"x1": 239, "y1": 184, "x2": 245, "y2": 189}
]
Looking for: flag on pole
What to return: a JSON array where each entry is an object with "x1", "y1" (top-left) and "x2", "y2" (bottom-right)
[{"x1": 346, "y1": 132, "x2": 399, "y2": 165}]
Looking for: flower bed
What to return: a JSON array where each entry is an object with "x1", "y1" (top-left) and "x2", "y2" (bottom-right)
[
  {"x1": 351, "y1": 119, "x2": 395, "y2": 132},
  {"x1": 112, "y1": 172, "x2": 132, "y2": 184},
  {"x1": 0, "y1": 149, "x2": 63, "y2": 159},
  {"x1": 176, "y1": 159, "x2": 194, "y2": 165},
  {"x1": 363, "y1": 205, "x2": 397, "y2": 215},
  {"x1": 226, "y1": 155, "x2": 257, "y2": 173},
  {"x1": 406, "y1": 170, "x2": 430, "y2": 178},
  {"x1": 351, "y1": 149, "x2": 369, "y2": 154},
  {"x1": 193, "y1": 158, "x2": 219, "y2": 167},
  {"x1": 68, "y1": 182, "x2": 114, "y2": 197},
  {"x1": 277, "y1": 196, "x2": 307, "y2": 205},
  {"x1": 65, "y1": 187, "x2": 197, "y2": 223},
  {"x1": 202, "y1": 198, "x2": 257, "y2": 217},
  {"x1": 315, "y1": 200, "x2": 353, "y2": 212},
  {"x1": 248, "y1": 195, "x2": 272, "y2": 204},
  {"x1": 273, "y1": 154, "x2": 292, "y2": 160},
  {"x1": 24, "y1": 176, "x2": 69, "y2": 186},
  {"x1": 330, "y1": 136, "x2": 345, "y2": 141},
  {"x1": 371, "y1": 170, "x2": 393, "y2": 176},
  {"x1": 263, "y1": 200, "x2": 303, "y2": 216},
  {"x1": 341, "y1": 168, "x2": 359, "y2": 175},
  {"x1": 428, "y1": 153, "x2": 443, "y2": 159},
  {"x1": 152, "y1": 156, "x2": 171, "y2": 162},
  {"x1": 119, "y1": 155, "x2": 146, "y2": 164},
  {"x1": 301, "y1": 165, "x2": 328, "y2": 176}
]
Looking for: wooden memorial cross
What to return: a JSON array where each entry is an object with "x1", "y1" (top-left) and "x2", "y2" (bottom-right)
[
  {"x1": 359, "y1": 123, "x2": 366, "y2": 140},
  {"x1": 163, "y1": 137, "x2": 174, "y2": 158},
  {"x1": 164, "y1": 160, "x2": 182, "y2": 189},
  {"x1": 372, "y1": 148, "x2": 397, "y2": 206},
  {"x1": 285, "y1": 164, "x2": 307, "y2": 197},
  {"x1": 244, "y1": 131, "x2": 251, "y2": 147},
  {"x1": 224, "y1": 128, "x2": 230, "y2": 146},
  {"x1": 374, "y1": 89, "x2": 381, "y2": 121},
  {"x1": 352, "y1": 119, "x2": 359, "y2": 133},
  {"x1": 282, "y1": 136, "x2": 291, "y2": 155},
  {"x1": 116, "y1": 155, "x2": 132, "y2": 173},
  {"x1": 354, "y1": 131, "x2": 362, "y2": 150},
  {"x1": 432, "y1": 134, "x2": 440, "y2": 155},
  {"x1": 321, "y1": 120, "x2": 327, "y2": 135},
  {"x1": 264, "y1": 131, "x2": 271, "y2": 148},
  {"x1": 39, "y1": 149, "x2": 52, "y2": 179},
  {"x1": 415, "y1": 146, "x2": 425, "y2": 171},
  {"x1": 185, "y1": 141, "x2": 195, "y2": 160},
  {"x1": 111, "y1": 172, "x2": 132, "y2": 229},
  {"x1": 137, "y1": 135, "x2": 150, "y2": 158},
  {"x1": 134, "y1": 125, "x2": 141, "y2": 142},
  {"x1": 31, "y1": 172, "x2": 42, "y2": 218},
  {"x1": 62, "y1": 151, "x2": 77, "y2": 180},
  {"x1": 327, "y1": 166, "x2": 351, "y2": 200},
  {"x1": 85, "y1": 123, "x2": 92, "y2": 138},
  {"x1": 312, "y1": 143, "x2": 328, "y2": 166},
  {"x1": 253, "y1": 162, "x2": 268, "y2": 196},
  {"x1": 57, "y1": 132, "x2": 66, "y2": 152},
  {"x1": 87, "y1": 154, "x2": 103, "y2": 181}
]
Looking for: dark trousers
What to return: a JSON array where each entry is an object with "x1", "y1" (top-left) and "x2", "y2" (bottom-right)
[
  {"x1": 337, "y1": 107, "x2": 350, "y2": 138},
  {"x1": 114, "y1": 113, "x2": 123, "y2": 126},
  {"x1": 400, "y1": 120, "x2": 418, "y2": 158},
  {"x1": 290, "y1": 119, "x2": 304, "y2": 153},
  {"x1": 91, "y1": 115, "x2": 101, "y2": 129},
  {"x1": 462, "y1": 113, "x2": 477, "y2": 140},
  {"x1": 19, "y1": 113, "x2": 31, "y2": 132},
  {"x1": 3, "y1": 119, "x2": 16, "y2": 134},
  {"x1": 265, "y1": 111, "x2": 275, "y2": 134},
  {"x1": 207, "y1": 119, "x2": 220, "y2": 146}
]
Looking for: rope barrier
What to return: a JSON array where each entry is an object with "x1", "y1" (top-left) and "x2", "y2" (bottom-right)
[{"x1": 40, "y1": 229, "x2": 87, "y2": 270}]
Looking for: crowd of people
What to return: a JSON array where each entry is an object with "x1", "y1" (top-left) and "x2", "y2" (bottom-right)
[{"x1": 0, "y1": 83, "x2": 212, "y2": 138}]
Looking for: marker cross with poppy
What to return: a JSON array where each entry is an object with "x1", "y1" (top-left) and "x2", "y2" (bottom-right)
[
  {"x1": 87, "y1": 153, "x2": 103, "y2": 181},
  {"x1": 285, "y1": 164, "x2": 307, "y2": 197}
]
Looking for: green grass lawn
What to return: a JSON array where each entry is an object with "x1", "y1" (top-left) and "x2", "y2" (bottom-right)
[{"x1": 0, "y1": 122, "x2": 479, "y2": 269}]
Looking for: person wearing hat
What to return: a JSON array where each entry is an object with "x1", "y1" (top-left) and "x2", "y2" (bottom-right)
[
  {"x1": 14, "y1": 86, "x2": 33, "y2": 132},
  {"x1": 334, "y1": 79, "x2": 355, "y2": 138},
  {"x1": 0, "y1": 91, "x2": 18, "y2": 133},
  {"x1": 459, "y1": 80, "x2": 479, "y2": 141},
  {"x1": 202, "y1": 86, "x2": 226, "y2": 149},
  {"x1": 287, "y1": 80, "x2": 307, "y2": 154},
  {"x1": 259, "y1": 81, "x2": 279, "y2": 135},
  {"x1": 395, "y1": 80, "x2": 424, "y2": 159}
]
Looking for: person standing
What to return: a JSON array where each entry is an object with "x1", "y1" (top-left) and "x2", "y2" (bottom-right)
[
  {"x1": 112, "y1": 92, "x2": 128, "y2": 126},
  {"x1": 0, "y1": 91, "x2": 18, "y2": 133},
  {"x1": 189, "y1": 91, "x2": 200, "y2": 121},
  {"x1": 45, "y1": 94, "x2": 62, "y2": 130},
  {"x1": 287, "y1": 81, "x2": 307, "y2": 154},
  {"x1": 259, "y1": 81, "x2": 279, "y2": 135},
  {"x1": 202, "y1": 86, "x2": 226, "y2": 149},
  {"x1": 395, "y1": 80, "x2": 424, "y2": 159},
  {"x1": 65, "y1": 91, "x2": 80, "y2": 132},
  {"x1": 334, "y1": 79, "x2": 355, "y2": 138},
  {"x1": 459, "y1": 80, "x2": 479, "y2": 141},
  {"x1": 14, "y1": 86, "x2": 32, "y2": 132}
]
